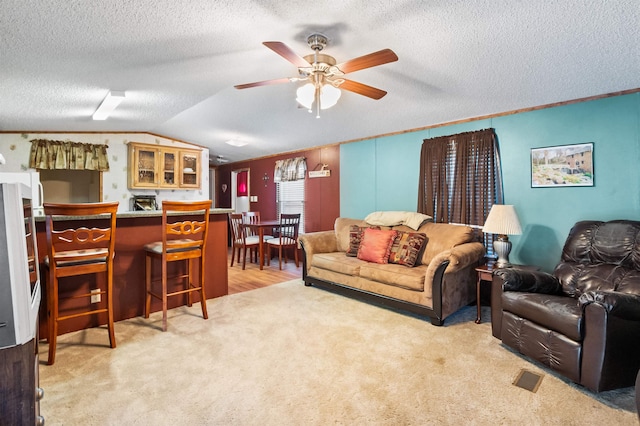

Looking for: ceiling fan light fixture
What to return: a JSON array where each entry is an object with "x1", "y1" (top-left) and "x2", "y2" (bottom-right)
[
  {"x1": 296, "y1": 83, "x2": 315, "y2": 110},
  {"x1": 320, "y1": 84, "x2": 341, "y2": 109},
  {"x1": 296, "y1": 82, "x2": 341, "y2": 113}
]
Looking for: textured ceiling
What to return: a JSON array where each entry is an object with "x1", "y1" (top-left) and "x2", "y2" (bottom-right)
[{"x1": 2, "y1": 1, "x2": 639, "y2": 164}]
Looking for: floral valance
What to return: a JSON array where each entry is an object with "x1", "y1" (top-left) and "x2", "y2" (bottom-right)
[
  {"x1": 274, "y1": 157, "x2": 307, "y2": 182},
  {"x1": 29, "y1": 139, "x2": 110, "y2": 171}
]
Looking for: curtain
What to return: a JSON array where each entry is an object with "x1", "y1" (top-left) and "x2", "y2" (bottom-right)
[
  {"x1": 29, "y1": 139, "x2": 110, "y2": 171},
  {"x1": 237, "y1": 170, "x2": 248, "y2": 196},
  {"x1": 273, "y1": 157, "x2": 307, "y2": 182},
  {"x1": 417, "y1": 128, "x2": 503, "y2": 227}
]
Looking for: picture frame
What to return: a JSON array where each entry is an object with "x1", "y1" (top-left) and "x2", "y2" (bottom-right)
[{"x1": 531, "y1": 142, "x2": 594, "y2": 188}]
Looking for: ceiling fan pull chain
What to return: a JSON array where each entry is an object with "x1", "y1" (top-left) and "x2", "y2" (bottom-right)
[{"x1": 315, "y1": 85, "x2": 321, "y2": 118}]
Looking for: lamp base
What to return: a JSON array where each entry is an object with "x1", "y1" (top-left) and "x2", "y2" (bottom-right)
[{"x1": 493, "y1": 237, "x2": 513, "y2": 268}]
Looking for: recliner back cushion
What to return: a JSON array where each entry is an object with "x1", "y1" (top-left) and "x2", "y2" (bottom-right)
[{"x1": 558, "y1": 220, "x2": 640, "y2": 297}]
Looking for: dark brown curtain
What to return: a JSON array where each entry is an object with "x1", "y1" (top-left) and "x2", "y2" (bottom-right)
[{"x1": 417, "y1": 128, "x2": 503, "y2": 227}]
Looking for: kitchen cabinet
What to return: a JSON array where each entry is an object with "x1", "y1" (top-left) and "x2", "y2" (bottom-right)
[
  {"x1": 179, "y1": 150, "x2": 200, "y2": 188},
  {"x1": 128, "y1": 143, "x2": 201, "y2": 189}
]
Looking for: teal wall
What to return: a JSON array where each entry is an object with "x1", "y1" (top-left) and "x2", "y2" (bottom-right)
[{"x1": 341, "y1": 93, "x2": 640, "y2": 272}]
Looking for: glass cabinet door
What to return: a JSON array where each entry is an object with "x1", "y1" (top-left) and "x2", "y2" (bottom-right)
[
  {"x1": 128, "y1": 143, "x2": 201, "y2": 189},
  {"x1": 160, "y1": 150, "x2": 178, "y2": 187},
  {"x1": 130, "y1": 145, "x2": 159, "y2": 188},
  {"x1": 180, "y1": 151, "x2": 200, "y2": 188}
]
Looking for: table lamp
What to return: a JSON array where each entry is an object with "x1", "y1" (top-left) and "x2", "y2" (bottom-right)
[{"x1": 482, "y1": 204, "x2": 522, "y2": 268}]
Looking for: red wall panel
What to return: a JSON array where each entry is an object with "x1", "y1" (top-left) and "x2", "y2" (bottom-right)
[{"x1": 214, "y1": 145, "x2": 340, "y2": 233}]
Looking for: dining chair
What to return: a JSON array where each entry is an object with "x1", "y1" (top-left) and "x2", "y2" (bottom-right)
[
  {"x1": 266, "y1": 213, "x2": 301, "y2": 270},
  {"x1": 229, "y1": 213, "x2": 260, "y2": 269},
  {"x1": 242, "y1": 211, "x2": 274, "y2": 241},
  {"x1": 43, "y1": 201, "x2": 119, "y2": 365},
  {"x1": 144, "y1": 200, "x2": 211, "y2": 332}
]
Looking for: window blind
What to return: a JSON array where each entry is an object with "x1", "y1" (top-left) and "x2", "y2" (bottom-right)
[{"x1": 276, "y1": 180, "x2": 305, "y2": 233}]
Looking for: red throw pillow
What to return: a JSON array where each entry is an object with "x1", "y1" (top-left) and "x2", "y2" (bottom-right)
[
  {"x1": 357, "y1": 228, "x2": 398, "y2": 264},
  {"x1": 346, "y1": 225, "x2": 381, "y2": 257}
]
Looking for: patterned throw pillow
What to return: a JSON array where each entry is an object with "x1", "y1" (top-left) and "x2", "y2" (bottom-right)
[
  {"x1": 357, "y1": 228, "x2": 398, "y2": 264},
  {"x1": 346, "y1": 225, "x2": 380, "y2": 257},
  {"x1": 389, "y1": 231, "x2": 428, "y2": 267}
]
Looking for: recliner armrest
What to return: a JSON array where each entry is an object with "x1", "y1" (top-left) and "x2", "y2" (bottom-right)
[
  {"x1": 579, "y1": 291, "x2": 640, "y2": 321},
  {"x1": 491, "y1": 268, "x2": 562, "y2": 339},
  {"x1": 494, "y1": 269, "x2": 562, "y2": 294}
]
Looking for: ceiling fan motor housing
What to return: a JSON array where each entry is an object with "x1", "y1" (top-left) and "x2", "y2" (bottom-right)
[{"x1": 307, "y1": 33, "x2": 328, "y2": 52}]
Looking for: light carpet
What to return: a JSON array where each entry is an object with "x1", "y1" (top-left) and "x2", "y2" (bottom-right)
[{"x1": 39, "y1": 279, "x2": 637, "y2": 425}]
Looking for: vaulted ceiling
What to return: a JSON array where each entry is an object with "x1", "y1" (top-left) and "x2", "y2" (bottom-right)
[{"x1": 2, "y1": 1, "x2": 639, "y2": 164}]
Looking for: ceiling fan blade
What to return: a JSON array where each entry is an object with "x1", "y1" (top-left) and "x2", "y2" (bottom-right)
[
  {"x1": 334, "y1": 49, "x2": 398, "y2": 74},
  {"x1": 263, "y1": 41, "x2": 312, "y2": 68},
  {"x1": 338, "y1": 79, "x2": 388, "y2": 100},
  {"x1": 234, "y1": 77, "x2": 292, "y2": 90}
]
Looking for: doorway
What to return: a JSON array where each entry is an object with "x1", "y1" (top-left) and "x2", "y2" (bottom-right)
[{"x1": 231, "y1": 168, "x2": 250, "y2": 213}]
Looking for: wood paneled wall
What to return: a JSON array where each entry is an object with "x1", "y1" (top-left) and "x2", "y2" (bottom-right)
[{"x1": 214, "y1": 145, "x2": 340, "y2": 233}]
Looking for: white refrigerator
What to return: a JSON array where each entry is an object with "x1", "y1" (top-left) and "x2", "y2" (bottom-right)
[{"x1": 0, "y1": 172, "x2": 43, "y2": 213}]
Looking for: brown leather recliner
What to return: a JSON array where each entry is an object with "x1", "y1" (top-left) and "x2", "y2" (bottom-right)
[{"x1": 491, "y1": 220, "x2": 640, "y2": 392}]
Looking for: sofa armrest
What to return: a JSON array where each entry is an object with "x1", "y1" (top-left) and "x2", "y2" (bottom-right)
[
  {"x1": 493, "y1": 269, "x2": 562, "y2": 294},
  {"x1": 423, "y1": 242, "x2": 484, "y2": 322},
  {"x1": 426, "y1": 242, "x2": 485, "y2": 274},
  {"x1": 424, "y1": 242, "x2": 484, "y2": 295},
  {"x1": 298, "y1": 231, "x2": 338, "y2": 274},
  {"x1": 579, "y1": 291, "x2": 640, "y2": 321}
]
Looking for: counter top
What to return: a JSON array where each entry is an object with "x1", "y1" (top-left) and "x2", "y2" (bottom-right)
[{"x1": 34, "y1": 208, "x2": 233, "y2": 221}]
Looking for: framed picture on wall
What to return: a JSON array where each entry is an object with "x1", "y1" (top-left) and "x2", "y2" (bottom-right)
[{"x1": 531, "y1": 142, "x2": 594, "y2": 188}]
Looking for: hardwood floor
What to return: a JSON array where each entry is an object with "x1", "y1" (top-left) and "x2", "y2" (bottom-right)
[{"x1": 226, "y1": 247, "x2": 303, "y2": 295}]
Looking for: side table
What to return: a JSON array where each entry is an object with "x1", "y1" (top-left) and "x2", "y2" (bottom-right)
[{"x1": 474, "y1": 262, "x2": 539, "y2": 324}]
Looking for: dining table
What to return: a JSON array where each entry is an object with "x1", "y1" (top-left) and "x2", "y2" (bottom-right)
[{"x1": 240, "y1": 219, "x2": 281, "y2": 270}]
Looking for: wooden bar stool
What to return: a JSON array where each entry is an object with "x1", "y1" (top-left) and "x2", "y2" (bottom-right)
[
  {"x1": 43, "y1": 201, "x2": 119, "y2": 365},
  {"x1": 144, "y1": 200, "x2": 211, "y2": 331}
]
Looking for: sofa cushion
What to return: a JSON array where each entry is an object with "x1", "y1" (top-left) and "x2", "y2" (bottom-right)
[
  {"x1": 335, "y1": 218, "x2": 369, "y2": 252},
  {"x1": 357, "y1": 228, "x2": 398, "y2": 264},
  {"x1": 502, "y1": 292, "x2": 583, "y2": 341},
  {"x1": 359, "y1": 262, "x2": 426, "y2": 291},
  {"x1": 389, "y1": 231, "x2": 427, "y2": 267},
  {"x1": 346, "y1": 225, "x2": 381, "y2": 257},
  {"x1": 311, "y1": 252, "x2": 363, "y2": 275}
]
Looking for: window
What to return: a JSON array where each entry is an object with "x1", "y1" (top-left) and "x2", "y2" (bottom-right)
[
  {"x1": 417, "y1": 128, "x2": 503, "y2": 256},
  {"x1": 276, "y1": 180, "x2": 305, "y2": 233}
]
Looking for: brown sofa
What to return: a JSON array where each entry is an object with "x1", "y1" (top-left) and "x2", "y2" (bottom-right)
[{"x1": 298, "y1": 217, "x2": 485, "y2": 325}]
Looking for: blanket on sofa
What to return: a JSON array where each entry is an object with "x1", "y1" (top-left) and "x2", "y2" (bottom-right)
[{"x1": 364, "y1": 211, "x2": 432, "y2": 230}]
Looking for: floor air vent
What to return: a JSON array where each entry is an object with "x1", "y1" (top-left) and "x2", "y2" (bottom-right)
[{"x1": 513, "y1": 369, "x2": 544, "y2": 393}]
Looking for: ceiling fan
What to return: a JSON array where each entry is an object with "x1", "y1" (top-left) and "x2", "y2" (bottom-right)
[{"x1": 234, "y1": 34, "x2": 398, "y2": 117}]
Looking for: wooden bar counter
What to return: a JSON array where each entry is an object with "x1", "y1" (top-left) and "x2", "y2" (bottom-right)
[{"x1": 34, "y1": 209, "x2": 231, "y2": 338}]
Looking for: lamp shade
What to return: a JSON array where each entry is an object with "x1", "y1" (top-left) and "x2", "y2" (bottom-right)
[{"x1": 482, "y1": 205, "x2": 522, "y2": 236}]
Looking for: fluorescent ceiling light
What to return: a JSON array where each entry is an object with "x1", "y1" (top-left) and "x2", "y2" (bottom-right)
[
  {"x1": 225, "y1": 139, "x2": 248, "y2": 147},
  {"x1": 92, "y1": 91, "x2": 125, "y2": 120}
]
